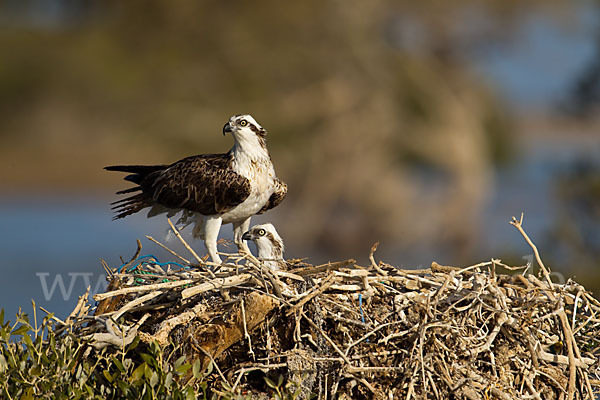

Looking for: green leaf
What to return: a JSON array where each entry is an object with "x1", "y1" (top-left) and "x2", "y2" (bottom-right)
[
  {"x1": 131, "y1": 363, "x2": 146, "y2": 383},
  {"x1": 75, "y1": 363, "x2": 83, "y2": 380},
  {"x1": 0, "y1": 309, "x2": 4, "y2": 325},
  {"x1": 144, "y1": 363, "x2": 153, "y2": 381},
  {"x1": 164, "y1": 372, "x2": 173, "y2": 389},
  {"x1": 22, "y1": 334, "x2": 33, "y2": 348},
  {"x1": 21, "y1": 386, "x2": 35, "y2": 400},
  {"x1": 1, "y1": 327, "x2": 9, "y2": 342},
  {"x1": 264, "y1": 377, "x2": 277, "y2": 389},
  {"x1": 192, "y1": 359, "x2": 201, "y2": 379},
  {"x1": 4, "y1": 351, "x2": 16, "y2": 368},
  {"x1": 221, "y1": 379, "x2": 232, "y2": 392},
  {"x1": 184, "y1": 387, "x2": 196, "y2": 400},
  {"x1": 111, "y1": 356, "x2": 125, "y2": 374},
  {"x1": 0, "y1": 354, "x2": 6, "y2": 373},
  {"x1": 127, "y1": 335, "x2": 140, "y2": 352},
  {"x1": 175, "y1": 363, "x2": 191, "y2": 375},
  {"x1": 174, "y1": 355, "x2": 186, "y2": 369},
  {"x1": 140, "y1": 353, "x2": 154, "y2": 366},
  {"x1": 103, "y1": 370, "x2": 113, "y2": 383},
  {"x1": 117, "y1": 380, "x2": 130, "y2": 395},
  {"x1": 11, "y1": 325, "x2": 30, "y2": 336},
  {"x1": 149, "y1": 371, "x2": 159, "y2": 388},
  {"x1": 174, "y1": 356, "x2": 191, "y2": 375}
]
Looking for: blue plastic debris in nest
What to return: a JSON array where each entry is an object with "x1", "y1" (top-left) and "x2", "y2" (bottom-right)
[
  {"x1": 359, "y1": 293, "x2": 369, "y2": 342},
  {"x1": 115, "y1": 254, "x2": 190, "y2": 285}
]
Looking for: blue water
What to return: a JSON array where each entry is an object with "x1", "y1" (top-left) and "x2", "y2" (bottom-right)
[
  {"x1": 473, "y1": 6, "x2": 599, "y2": 110},
  {"x1": 0, "y1": 196, "x2": 226, "y2": 321}
]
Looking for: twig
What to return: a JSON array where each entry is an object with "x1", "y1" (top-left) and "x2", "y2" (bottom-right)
[
  {"x1": 112, "y1": 291, "x2": 162, "y2": 320},
  {"x1": 93, "y1": 279, "x2": 195, "y2": 301},
  {"x1": 510, "y1": 214, "x2": 552, "y2": 288},
  {"x1": 240, "y1": 298, "x2": 255, "y2": 360},
  {"x1": 369, "y1": 242, "x2": 387, "y2": 275},
  {"x1": 244, "y1": 252, "x2": 284, "y2": 298},
  {"x1": 38, "y1": 307, "x2": 66, "y2": 325},
  {"x1": 299, "y1": 310, "x2": 352, "y2": 365},
  {"x1": 510, "y1": 214, "x2": 577, "y2": 400},
  {"x1": 196, "y1": 346, "x2": 231, "y2": 388},
  {"x1": 146, "y1": 235, "x2": 191, "y2": 265},
  {"x1": 66, "y1": 286, "x2": 90, "y2": 325},
  {"x1": 119, "y1": 239, "x2": 143, "y2": 273},
  {"x1": 100, "y1": 259, "x2": 114, "y2": 279},
  {"x1": 167, "y1": 218, "x2": 215, "y2": 278},
  {"x1": 181, "y1": 274, "x2": 253, "y2": 299},
  {"x1": 287, "y1": 274, "x2": 337, "y2": 315},
  {"x1": 291, "y1": 259, "x2": 356, "y2": 277}
]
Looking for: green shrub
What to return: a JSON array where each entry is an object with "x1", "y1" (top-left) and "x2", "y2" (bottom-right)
[{"x1": 0, "y1": 305, "x2": 254, "y2": 400}]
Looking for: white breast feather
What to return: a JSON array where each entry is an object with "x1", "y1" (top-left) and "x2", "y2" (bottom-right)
[{"x1": 221, "y1": 152, "x2": 275, "y2": 223}]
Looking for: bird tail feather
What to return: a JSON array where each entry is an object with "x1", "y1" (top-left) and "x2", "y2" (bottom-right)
[
  {"x1": 110, "y1": 193, "x2": 149, "y2": 220},
  {"x1": 105, "y1": 164, "x2": 166, "y2": 218}
]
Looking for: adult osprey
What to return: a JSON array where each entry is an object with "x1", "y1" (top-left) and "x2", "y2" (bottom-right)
[{"x1": 105, "y1": 114, "x2": 287, "y2": 264}]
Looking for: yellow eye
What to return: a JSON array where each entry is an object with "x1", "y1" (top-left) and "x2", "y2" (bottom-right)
[
  {"x1": 258, "y1": 229, "x2": 266, "y2": 236},
  {"x1": 240, "y1": 120, "x2": 248, "y2": 127}
]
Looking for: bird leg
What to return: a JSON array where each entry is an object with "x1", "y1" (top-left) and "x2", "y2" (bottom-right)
[
  {"x1": 233, "y1": 218, "x2": 252, "y2": 256},
  {"x1": 191, "y1": 214, "x2": 205, "y2": 239},
  {"x1": 204, "y1": 216, "x2": 223, "y2": 264}
]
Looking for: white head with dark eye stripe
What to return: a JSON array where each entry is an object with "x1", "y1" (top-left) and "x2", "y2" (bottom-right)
[
  {"x1": 242, "y1": 223, "x2": 285, "y2": 270},
  {"x1": 223, "y1": 114, "x2": 268, "y2": 153}
]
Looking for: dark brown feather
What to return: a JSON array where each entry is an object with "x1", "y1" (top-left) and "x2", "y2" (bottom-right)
[
  {"x1": 257, "y1": 179, "x2": 287, "y2": 214},
  {"x1": 106, "y1": 153, "x2": 252, "y2": 219}
]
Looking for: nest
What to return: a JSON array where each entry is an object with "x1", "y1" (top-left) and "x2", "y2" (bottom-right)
[{"x1": 65, "y1": 217, "x2": 600, "y2": 399}]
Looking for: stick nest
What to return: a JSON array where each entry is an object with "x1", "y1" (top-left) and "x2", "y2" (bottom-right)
[{"x1": 65, "y1": 221, "x2": 600, "y2": 400}]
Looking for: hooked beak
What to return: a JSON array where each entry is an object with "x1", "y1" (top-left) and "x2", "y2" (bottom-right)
[
  {"x1": 223, "y1": 122, "x2": 233, "y2": 136},
  {"x1": 242, "y1": 231, "x2": 252, "y2": 241}
]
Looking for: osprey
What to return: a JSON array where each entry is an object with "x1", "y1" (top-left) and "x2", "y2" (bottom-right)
[
  {"x1": 242, "y1": 223, "x2": 285, "y2": 271},
  {"x1": 105, "y1": 114, "x2": 287, "y2": 264}
]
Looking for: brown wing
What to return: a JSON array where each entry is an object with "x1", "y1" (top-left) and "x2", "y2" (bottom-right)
[
  {"x1": 145, "y1": 153, "x2": 251, "y2": 215},
  {"x1": 257, "y1": 178, "x2": 287, "y2": 214},
  {"x1": 109, "y1": 153, "x2": 251, "y2": 218}
]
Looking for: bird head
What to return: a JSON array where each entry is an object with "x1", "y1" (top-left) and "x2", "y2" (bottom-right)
[
  {"x1": 242, "y1": 223, "x2": 284, "y2": 259},
  {"x1": 223, "y1": 114, "x2": 267, "y2": 150}
]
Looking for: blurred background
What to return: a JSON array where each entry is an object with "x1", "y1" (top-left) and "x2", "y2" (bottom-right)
[{"x1": 0, "y1": 0, "x2": 599, "y2": 319}]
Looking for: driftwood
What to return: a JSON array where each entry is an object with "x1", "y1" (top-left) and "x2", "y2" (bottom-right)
[
  {"x1": 182, "y1": 292, "x2": 279, "y2": 370},
  {"x1": 61, "y1": 216, "x2": 600, "y2": 399}
]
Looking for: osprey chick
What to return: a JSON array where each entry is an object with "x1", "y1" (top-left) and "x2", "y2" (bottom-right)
[
  {"x1": 105, "y1": 115, "x2": 287, "y2": 264},
  {"x1": 242, "y1": 223, "x2": 285, "y2": 271}
]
